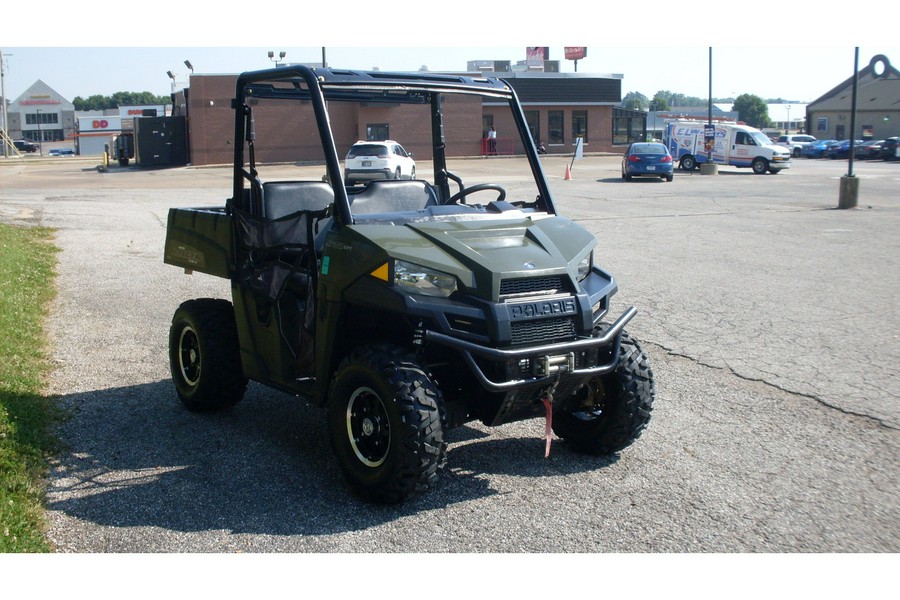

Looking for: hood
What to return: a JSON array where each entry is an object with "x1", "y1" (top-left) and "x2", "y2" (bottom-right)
[{"x1": 356, "y1": 215, "x2": 596, "y2": 301}]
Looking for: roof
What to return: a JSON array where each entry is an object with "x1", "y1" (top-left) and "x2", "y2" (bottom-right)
[
  {"x1": 808, "y1": 54, "x2": 900, "y2": 112},
  {"x1": 500, "y1": 74, "x2": 621, "y2": 105}
]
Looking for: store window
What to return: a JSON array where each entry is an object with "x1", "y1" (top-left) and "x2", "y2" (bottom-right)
[
  {"x1": 572, "y1": 111, "x2": 587, "y2": 143},
  {"x1": 25, "y1": 112, "x2": 59, "y2": 125},
  {"x1": 548, "y1": 110, "x2": 564, "y2": 144},
  {"x1": 612, "y1": 108, "x2": 646, "y2": 145},
  {"x1": 816, "y1": 117, "x2": 828, "y2": 132},
  {"x1": 366, "y1": 123, "x2": 389, "y2": 141}
]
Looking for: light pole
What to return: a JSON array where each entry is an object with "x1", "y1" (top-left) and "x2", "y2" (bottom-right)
[
  {"x1": 36, "y1": 109, "x2": 43, "y2": 156},
  {"x1": 786, "y1": 104, "x2": 791, "y2": 134},
  {"x1": 1, "y1": 49, "x2": 10, "y2": 158},
  {"x1": 268, "y1": 51, "x2": 286, "y2": 67},
  {"x1": 184, "y1": 60, "x2": 194, "y2": 74}
]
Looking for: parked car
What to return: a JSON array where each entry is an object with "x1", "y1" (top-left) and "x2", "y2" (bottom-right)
[
  {"x1": 13, "y1": 139, "x2": 38, "y2": 153},
  {"x1": 802, "y1": 139, "x2": 838, "y2": 158},
  {"x1": 621, "y1": 142, "x2": 674, "y2": 182},
  {"x1": 58, "y1": 148, "x2": 76, "y2": 156},
  {"x1": 343, "y1": 140, "x2": 416, "y2": 185},
  {"x1": 776, "y1": 134, "x2": 817, "y2": 157},
  {"x1": 858, "y1": 140, "x2": 885, "y2": 159},
  {"x1": 881, "y1": 137, "x2": 900, "y2": 161},
  {"x1": 826, "y1": 140, "x2": 866, "y2": 159},
  {"x1": 48, "y1": 149, "x2": 61, "y2": 156}
]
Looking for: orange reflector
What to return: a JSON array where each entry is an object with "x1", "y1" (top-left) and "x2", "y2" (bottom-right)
[{"x1": 371, "y1": 263, "x2": 390, "y2": 281}]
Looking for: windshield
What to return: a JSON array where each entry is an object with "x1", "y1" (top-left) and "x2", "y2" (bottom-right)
[
  {"x1": 750, "y1": 131, "x2": 772, "y2": 146},
  {"x1": 236, "y1": 71, "x2": 552, "y2": 225}
]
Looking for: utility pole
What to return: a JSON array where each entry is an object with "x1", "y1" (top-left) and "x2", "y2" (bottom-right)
[{"x1": 1, "y1": 49, "x2": 10, "y2": 158}]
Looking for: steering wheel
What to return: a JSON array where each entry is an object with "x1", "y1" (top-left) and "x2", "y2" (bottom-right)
[{"x1": 447, "y1": 183, "x2": 507, "y2": 205}]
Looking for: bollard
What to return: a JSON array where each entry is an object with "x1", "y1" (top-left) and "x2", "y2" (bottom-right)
[
  {"x1": 838, "y1": 175, "x2": 859, "y2": 209},
  {"x1": 699, "y1": 162, "x2": 718, "y2": 175}
]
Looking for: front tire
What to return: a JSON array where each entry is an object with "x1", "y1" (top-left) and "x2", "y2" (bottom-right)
[
  {"x1": 327, "y1": 345, "x2": 447, "y2": 503},
  {"x1": 552, "y1": 330, "x2": 654, "y2": 455},
  {"x1": 752, "y1": 157, "x2": 769, "y2": 174},
  {"x1": 169, "y1": 299, "x2": 247, "y2": 411}
]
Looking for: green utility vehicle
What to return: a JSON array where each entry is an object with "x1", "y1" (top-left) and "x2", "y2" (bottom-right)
[{"x1": 164, "y1": 66, "x2": 655, "y2": 503}]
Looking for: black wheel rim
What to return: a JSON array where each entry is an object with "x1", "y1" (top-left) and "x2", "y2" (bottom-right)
[
  {"x1": 346, "y1": 386, "x2": 391, "y2": 467},
  {"x1": 178, "y1": 326, "x2": 201, "y2": 387},
  {"x1": 569, "y1": 377, "x2": 609, "y2": 423}
]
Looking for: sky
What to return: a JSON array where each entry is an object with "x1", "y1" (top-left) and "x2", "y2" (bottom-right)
[{"x1": 3, "y1": 2, "x2": 898, "y2": 105}]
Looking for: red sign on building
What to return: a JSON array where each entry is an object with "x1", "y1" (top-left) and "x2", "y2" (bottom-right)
[{"x1": 565, "y1": 47, "x2": 587, "y2": 60}]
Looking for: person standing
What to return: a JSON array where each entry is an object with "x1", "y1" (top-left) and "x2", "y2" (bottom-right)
[{"x1": 488, "y1": 126, "x2": 497, "y2": 155}]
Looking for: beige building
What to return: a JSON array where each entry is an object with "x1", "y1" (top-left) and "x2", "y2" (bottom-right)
[
  {"x1": 806, "y1": 54, "x2": 900, "y2": 141},
  {"x1": 7, "y1": 79, "x2": 76, "y2": 142}
]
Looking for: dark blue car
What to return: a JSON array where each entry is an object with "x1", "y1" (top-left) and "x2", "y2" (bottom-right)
[
  {"x1": 826, "y1": 140, "x2": 866, "y2": 159},
  {"x1": 801, "y1": 139, "x2": 838, "y2": 158},
  {"x1": 622, "y1": 142, "x2": 674, "y2": 182}
]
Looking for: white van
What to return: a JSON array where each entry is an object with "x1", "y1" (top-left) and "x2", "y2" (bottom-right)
[{"x1": 665, "y1": 121, "x2": 792, "y2": 174}]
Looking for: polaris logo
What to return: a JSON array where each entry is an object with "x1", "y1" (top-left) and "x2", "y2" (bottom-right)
[{"x1": 510, "y1": 298, "x2": 577, "y2": 320}]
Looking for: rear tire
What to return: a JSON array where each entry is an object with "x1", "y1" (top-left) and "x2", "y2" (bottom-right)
[
  {"x1": 665, "y1": 173, "x2": 674, "y2": 182},
  {"x1": 169, "y1": 299, "x2": 247, "y2": 411},
  {"x1": 680, "y1": 155, "x2": 696, "y2": 171},
  {"x1": 327, "y1": 344, "x2": 447, "y2": 503},
  {"x1": 552, "y1": 330, "x2": 654, "y2": 455}
]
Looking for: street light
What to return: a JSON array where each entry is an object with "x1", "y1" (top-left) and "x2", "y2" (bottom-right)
[
  {"x1": 786, "y1": 104, "x2": 791, "y2": 134},
  {"x1": 184, "y1": 60, "x2": 194, "y2": 74},
  {"x1": 36, "y1": 109, "x2": 43, "y2": 156},
  {"x1": 268, "y1": 51, "x2": 286, "y2": 66}
]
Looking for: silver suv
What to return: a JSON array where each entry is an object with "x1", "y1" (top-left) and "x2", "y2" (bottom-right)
[
  {"x1": 344, "y1": 140, "x2": 416, "y2": 185},
  {"x1": 777, "y1": 134, "x2": 817, "y2": 157}
]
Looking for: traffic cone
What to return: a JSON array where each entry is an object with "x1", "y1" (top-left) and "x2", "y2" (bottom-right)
[{"x1": 564, "y1": 165, "x2": 572, "y2": 180}]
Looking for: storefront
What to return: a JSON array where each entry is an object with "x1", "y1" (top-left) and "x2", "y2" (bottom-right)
[
  {"x1": 8, "y1": 80, "x2": 75, "y2": 142},
  {"x1": 76, "y1": 115, "x2": 124, "y2": 156}
]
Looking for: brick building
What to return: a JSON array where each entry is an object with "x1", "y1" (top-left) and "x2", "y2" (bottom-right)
[{"x1": 174, "y1": 69, "x2": 628, "y2": 166}]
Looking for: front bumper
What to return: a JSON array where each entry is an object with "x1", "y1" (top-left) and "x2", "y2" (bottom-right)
[{"x1": 425, "y1": 306, "x2": 636, "y2": 392}]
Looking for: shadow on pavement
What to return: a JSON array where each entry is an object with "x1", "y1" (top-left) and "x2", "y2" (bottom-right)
[{"x1": 47, "y1": 380, "x2": 615, "y2": 537}]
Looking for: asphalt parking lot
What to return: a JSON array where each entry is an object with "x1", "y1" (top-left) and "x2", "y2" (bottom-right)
[{"x1": 0, "y1": 154, "x2": 897, "y2": 557}]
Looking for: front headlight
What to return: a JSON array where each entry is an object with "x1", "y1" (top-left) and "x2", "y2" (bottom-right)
[
  {"x1": 394, "y1": 260, "x2": 458, "y2": 298},
  {"x1": 577, "y1": 252, "x2": 593, "y2": 281}
]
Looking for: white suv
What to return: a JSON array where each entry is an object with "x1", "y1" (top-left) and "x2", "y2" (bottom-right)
[
  {"x1": 344, "y1": 140, "x2": 416, "y2": 185},
  {"x1": 777, "y1": 134, "x2": 817, "y2": 157}
]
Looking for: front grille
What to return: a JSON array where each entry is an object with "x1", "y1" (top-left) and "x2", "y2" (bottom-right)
[
  {"x1": 500, "y1": 276, "x2": 564, "y2": 298},
  {"x1": 510, "y1": 316, "x2": 575, "y2": 346}
]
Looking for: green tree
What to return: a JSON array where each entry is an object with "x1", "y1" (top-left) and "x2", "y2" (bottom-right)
[
  {"x1": 649, "y1": 92, "x2": 670, "y2": 112},
  {"x1": 732, "y1": 93, "x2": 771, "y2": 129},
  {"x1": 72, "y1": 92, "x2": 169, "y2": 111},
  {"x1": 622, "y1": 91, "x2": 649, "y2": 111}
]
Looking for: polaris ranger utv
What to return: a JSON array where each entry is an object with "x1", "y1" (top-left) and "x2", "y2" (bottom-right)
[{"x1": 164, "y1": 65, "x2": 655, "y2": 503}]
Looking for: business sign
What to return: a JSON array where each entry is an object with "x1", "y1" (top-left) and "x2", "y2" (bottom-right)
[
  {"x1": 565, "y1": 47, "x2": 587, "y2": 60},
  {"x1": 526, "y1": 47, "x2": 549, "y2": 65},
  {"x1": 118, "y1": 105, "x2": 165, "y2": 118},
  {"x1": 77, "y1": 115, "x2": 123, "y2": 132}
]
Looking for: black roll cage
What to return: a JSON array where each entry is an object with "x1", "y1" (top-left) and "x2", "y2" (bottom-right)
[{"x1": 230, "y1": 65, "x2": 556, "y2": 227}]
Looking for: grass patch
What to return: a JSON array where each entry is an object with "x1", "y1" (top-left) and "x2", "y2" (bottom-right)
[{"x1": 0, "y1": 222, "x2": 60, "y2": 552}]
